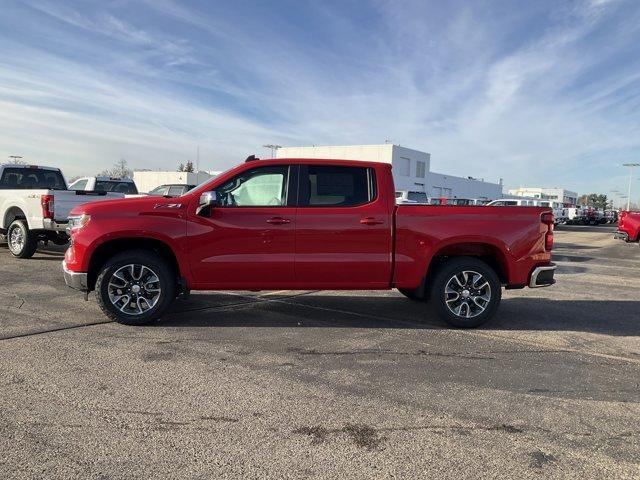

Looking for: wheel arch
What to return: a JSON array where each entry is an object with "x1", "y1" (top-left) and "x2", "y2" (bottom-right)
[
  {"x1": 426, "y1": 241, "x2": 510, "y2": 285},
  {"x1": 3, "y1": 206, "x2": 27, "y2": 230},
  {"x1": 87, "y1": 237, "x2": 181, "y2": 291}
]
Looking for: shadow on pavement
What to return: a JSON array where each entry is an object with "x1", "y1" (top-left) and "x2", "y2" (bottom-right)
[{"x1": 160, "y1": 294, "x2": 640, "y2": 336}]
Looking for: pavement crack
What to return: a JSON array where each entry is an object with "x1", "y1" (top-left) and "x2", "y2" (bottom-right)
[{"x1": 0, "y1": 320, "x2": 114, "y2": 341}]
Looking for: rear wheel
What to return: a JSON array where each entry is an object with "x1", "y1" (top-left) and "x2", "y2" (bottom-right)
[
  {"x1": 7, "y1": 220, "x2": 38, "y2": 259},
  {"x1": 430, "y1": 257, "x2": 501, "y2": 328},
  {"x1": 95, "y1": 250, "x2": 176, "y2": 326}
]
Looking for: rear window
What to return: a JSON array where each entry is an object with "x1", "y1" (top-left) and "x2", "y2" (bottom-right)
[
  {"x1": 0, "y1": 167, "x2": 66, "y2": 190},
  {"x1": 95, "y1": 181, "x2": 138, "y2": 194},
  {"x1": 407, "y1": 192, "x2": 428, "y2": 203},
  {"x1": 303, "y1": 166, "x2": 375, "y2": 207}
]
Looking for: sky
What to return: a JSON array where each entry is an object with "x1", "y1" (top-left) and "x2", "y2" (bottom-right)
[{"x1": 0, "y1": 0, "x2": 639, "y2": 198}]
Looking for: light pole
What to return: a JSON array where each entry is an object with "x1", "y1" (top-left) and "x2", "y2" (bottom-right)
[
  {"x1": 609, "y1": 190, "x2": 619, "y2": 210},
  {"x1": 9, "y1": 155, "x2": 23, "y2": 164},
  {"x1": 263, "y1": 144, "x2": 282, "y2": 158},
  {"x1": 622, "y1": 163, "x2": 640, "y2": 211}
]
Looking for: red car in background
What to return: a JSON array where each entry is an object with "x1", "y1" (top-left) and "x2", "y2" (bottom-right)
[{"x1": 615, "y1": 211, "x2": 640, "y2": 243}]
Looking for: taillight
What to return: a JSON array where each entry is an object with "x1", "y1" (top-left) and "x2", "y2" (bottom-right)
[
  {"x1": 541, "y1": 211, "x2": 554, "y2": 251},
  {"x1": 41, "y1": 194, "x2": 54, "y2": 219},
  {"x1": 545, "y1": 230, "x2": 554, "y2": 251}
]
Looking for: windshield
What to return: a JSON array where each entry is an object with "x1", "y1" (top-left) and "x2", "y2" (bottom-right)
[{"x1": 0, "y1": 167, "x2": 66, "y2": 190}]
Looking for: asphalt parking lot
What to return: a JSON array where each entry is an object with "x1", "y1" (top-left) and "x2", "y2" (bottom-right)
[{"x1": 1, "y1": 226, "x2": 639, "y2": 479}]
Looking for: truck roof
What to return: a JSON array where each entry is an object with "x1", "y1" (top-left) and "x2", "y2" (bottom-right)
[
  {"x1": 249, "y1": 158, "x2": 390, "y2": 168},
  {"x1": 0, "y1": 164, "x2": 61, "y2": 172},
  {"x1": 92, "y1": 176, "x2": 135, "y2": 182}
]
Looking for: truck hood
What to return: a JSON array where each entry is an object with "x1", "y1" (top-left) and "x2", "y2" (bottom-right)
[{"x1": 69, "y1": 194, "x2": 192, "y2": 217}]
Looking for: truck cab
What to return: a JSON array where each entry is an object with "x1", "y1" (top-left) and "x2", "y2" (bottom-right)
[{"x1": 69, "y1": 176, "x2": 139, "y2": 196}]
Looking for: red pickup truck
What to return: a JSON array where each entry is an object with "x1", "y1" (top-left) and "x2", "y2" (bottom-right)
[
  {"x1": 615, "y1": 211, "x2": 640, "y2": 243},
  {"x1": 62, "y1": 159, "x2": 556, "y2": 328}
]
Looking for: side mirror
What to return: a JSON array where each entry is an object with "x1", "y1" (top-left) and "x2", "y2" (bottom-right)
[{"x1": 196, "y1": 191, "x2": 218, "y2": 215}]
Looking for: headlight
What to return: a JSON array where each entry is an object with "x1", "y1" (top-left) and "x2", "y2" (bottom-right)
[{"x1": 67, "y1": 213, "x2": 91, "y2": 231}]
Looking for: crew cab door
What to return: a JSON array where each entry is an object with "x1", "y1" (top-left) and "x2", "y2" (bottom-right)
[
  {"x1": 187, "y1": 164, "x2": 297, "y2": 289},
  {"x1": 295, "y1": 164, "x2": 392, "y2": 288}
]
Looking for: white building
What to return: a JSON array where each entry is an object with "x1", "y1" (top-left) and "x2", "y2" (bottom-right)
[
  {"x1": 133, "y1": 170, "x2": 214, "y2": 194},
  {"x1": 507, "y1": 187, "x2": 578, "y2": 206},
  {"x1": 276, "y1": 144, "x2": 502, "y2": 200}
]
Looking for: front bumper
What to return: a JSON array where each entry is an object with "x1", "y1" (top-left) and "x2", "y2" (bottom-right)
[
  {"x1": 44, "y1": 219, "x2": 69, "y2": 232},
  {"x1": 529, "y1": 263, "x2": 556, "y2": 288},
  {"x1": 613, "y1": 230, "x2": 629, "y2": 241},
  {"x1": 62, "y1": 260, "x2": 88, "y2": 292}
]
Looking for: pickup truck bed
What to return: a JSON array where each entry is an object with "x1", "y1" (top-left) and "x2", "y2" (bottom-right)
[{"x1": 62, "y1": 158, "x2": 556, "y2": 328}]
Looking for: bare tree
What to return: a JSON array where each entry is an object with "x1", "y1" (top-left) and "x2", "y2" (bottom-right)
[{"x1": 99, "y1": 158, "x2": 133, "y2": 179}]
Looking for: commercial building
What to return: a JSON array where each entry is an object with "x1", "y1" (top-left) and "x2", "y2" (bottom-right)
[
  {"x1": 133, "y1": 170, "x2": 214, "y2": 194},
  {"x1": 507, "y1": 187, "x2": 578, "y2": 206},
  {"x1": 275, "y1": 144, "x2": 503, "y2": 201}
]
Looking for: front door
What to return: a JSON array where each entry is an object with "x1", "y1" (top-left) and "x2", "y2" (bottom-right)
[
  {"x1": 295, "y1": 164, "x2": 392, "y2": 288},
  {"x1": 188, "y1": 164, "x2": 297, "y2": 289}
]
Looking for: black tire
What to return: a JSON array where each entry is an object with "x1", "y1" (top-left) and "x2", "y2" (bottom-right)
[
  {"x1": 7, "y1": 220, "x2": 38, "y2": 259},
  {"x1": 95, "y1": 250, "x2": 176, "y2": 326},
  {"x1": 398, "y1": 288, "x2": 426, "y2": 301},
  {"x1": 430, "y1": 257, "x2": 501, "y2": 328}
]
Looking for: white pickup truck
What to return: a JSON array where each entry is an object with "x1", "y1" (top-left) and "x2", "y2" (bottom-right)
[
  {"x1": 0, "y1": 164, "x2": 124, "y2": 258},
  {"x1": 68, "y1": 176, "x2": 140, "y2": 196}
]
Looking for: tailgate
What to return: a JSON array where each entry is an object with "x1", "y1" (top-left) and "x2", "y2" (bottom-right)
[{"x1": 53, "y1": 191, "x2": 124, "y2": 221}]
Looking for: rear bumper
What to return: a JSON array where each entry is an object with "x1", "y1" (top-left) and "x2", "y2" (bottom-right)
[
  {"x1": 529, "y1": 263, "x2": 556, "y2": 288},
  {"x1": 62, "y1": 260, "x2": 88, "y2": 292},
  {"x1": 613, "y1": 230, "x2": 629, "y2": 241},
  {"x1": 44, "y1": 219, "x2": 69, "y2": 232}
]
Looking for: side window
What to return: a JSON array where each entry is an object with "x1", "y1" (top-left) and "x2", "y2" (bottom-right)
[
  {"x1": 168, "y1": 185, "x2": 185, "y2": 196},
  {"x1": 70, "y1": 179, "x2": 88, "y2": 190},
  {"x1": 216, "y1": 166, "x2": 289, "y2": 207},
  {"x1": 302, "y1": 166, "x2": 375, "y2": 207}
]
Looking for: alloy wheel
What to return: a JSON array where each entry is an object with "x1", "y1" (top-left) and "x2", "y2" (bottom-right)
[
  {"x1": 444, "y1": 270, "x2": 492, "y2": 318},
  {"x1": 9, "y1": 226, "x2": 25, "y2": 254},
  {"x1": 107, "y1": 264, "x2": 162, "y2": 316}
]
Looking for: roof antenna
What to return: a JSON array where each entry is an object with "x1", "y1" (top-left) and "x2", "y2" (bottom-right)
[{"x1": 245, "y1": 155, "x2": 259, "y2": 162}]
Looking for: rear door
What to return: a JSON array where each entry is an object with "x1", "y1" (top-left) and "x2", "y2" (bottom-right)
[{"x1": 294, "y1": 164, "x2": 392, "y2": 288}]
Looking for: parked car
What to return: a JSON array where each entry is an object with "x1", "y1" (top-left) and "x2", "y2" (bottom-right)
[
  {"x1": 603, "y1": 210, "x2": 619, "y2": 224},
  {"x1": 445, "y1": 198, "x2": 491, "y2": 206},
  {"x1": 614, "y1": 211, "x2": 640, "y2": 243},
  {"x1": 62, "y1": 158, "x2": 556, "y2": 328},
  {"x1": 147, "y1": 184, "x2": 196, "y2": 197},
  {"x1": 68, "y1": 176, "x2": 139, "y2": 196},
  {"x1": 395, "y1": 190, "x2": 428, "y2": 204},
  {"x1": 566, "y1": 206, "x2": 605, "y2": 225},
  {"x1": 0, "y1": 164, "x2": 124, "y2": 258}
]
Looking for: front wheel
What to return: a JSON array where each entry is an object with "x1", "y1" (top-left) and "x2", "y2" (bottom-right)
[
  {"x1": 95, "y1": 250, "x2": 176, "y2": 325},
  {"x1": 430, "y1": 257, "x2": 501, "y2": 328},
  {"x1": 7, "y1": 220, "x2": 38, "y2": 259}
]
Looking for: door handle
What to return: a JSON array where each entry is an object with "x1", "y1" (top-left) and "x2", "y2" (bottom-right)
[
  {"x1": 360, "y1": 217, "x2": 384, "y2": 225},
  {"x1": 266, "y1": 217, "x2": 291, "y2": 225}
]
